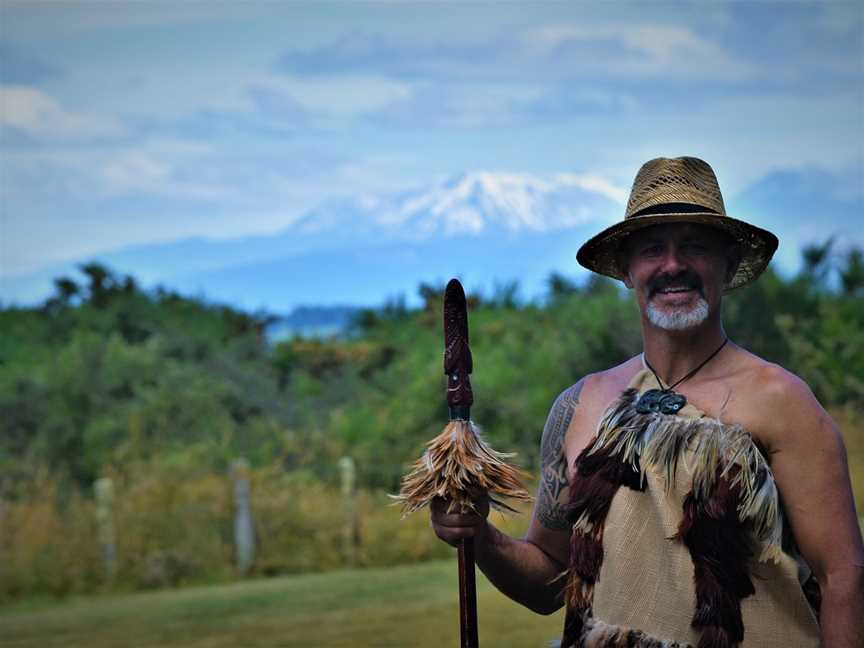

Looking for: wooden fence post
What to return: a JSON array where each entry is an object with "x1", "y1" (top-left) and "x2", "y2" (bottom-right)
[
  {"x1": 94, "y1": 477, "x2": 116, "y2": 580},
  {"x1": 231, "y1": 459, "x2": 255, "y2": 576},
  {"x1": 338, "y1": 456, "x2": 357, "y2": 566}
]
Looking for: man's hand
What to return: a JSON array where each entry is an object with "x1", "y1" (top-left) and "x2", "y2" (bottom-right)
[{"x1": 430, "y1": 493, "x2": 490, "y2": 547}]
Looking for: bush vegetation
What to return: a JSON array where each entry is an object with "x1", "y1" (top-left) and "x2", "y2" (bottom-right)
[{"x1": 1, "y1": 241, "x2": 862, "y2": 602}]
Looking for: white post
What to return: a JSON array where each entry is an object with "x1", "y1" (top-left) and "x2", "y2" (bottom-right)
[
  {"x1": 94, "y1": 477, "x2": 116, "y2": 580},
  {"x1": 231, "y1": 459, "x2": 255, "y2": 576},
  {"x1": 338, "y1": 456, "x2": 357, "y2": 566}
]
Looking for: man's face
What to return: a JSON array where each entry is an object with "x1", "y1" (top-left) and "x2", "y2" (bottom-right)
[{"x1": 620, "y1": 223, "x2": 737, "y2": 331}]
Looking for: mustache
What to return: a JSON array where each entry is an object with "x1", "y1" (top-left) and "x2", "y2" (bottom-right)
[{"x1": 648, "y1": 271, "x2": 705, "y2": 297}]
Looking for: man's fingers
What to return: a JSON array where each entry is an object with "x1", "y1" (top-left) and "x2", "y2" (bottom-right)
[
  {"x1": 430, "y1": 494, "x2": 491, "y2": 547},
  {"x1": 431, "y1": 515, "x2": 484, "y2": 546},
  {"x1": 434, "y1": 512, "x2": 483, "y2": 528}
]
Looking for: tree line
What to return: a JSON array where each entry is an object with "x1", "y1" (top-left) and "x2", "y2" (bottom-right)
[{"x1": 1, "y1": 241, "x2": 861, "y2": 497}]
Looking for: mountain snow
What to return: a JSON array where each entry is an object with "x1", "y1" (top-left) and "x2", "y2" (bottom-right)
[
  {"x1": 2, "y1": 170, "x2": 627, "y2": 307},
  {"x1": 3, "y1": 166, "x2": 858, "y2": 312},
  {"x1": 291, "y1": 170, "x2": 626, "y2": 241}
]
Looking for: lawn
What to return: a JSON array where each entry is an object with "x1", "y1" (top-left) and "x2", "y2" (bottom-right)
[{"x1": 0, "y1": 560, "x2": 564, "y2": 647}]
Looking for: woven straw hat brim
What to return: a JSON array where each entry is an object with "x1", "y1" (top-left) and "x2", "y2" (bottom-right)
[{"x1": 576, "y1": 211, "x2": 779, "y2": 292}]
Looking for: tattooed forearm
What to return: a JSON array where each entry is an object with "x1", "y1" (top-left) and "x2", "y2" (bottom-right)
[{"x1": 536, "y1": 379, "x2": 584, "y2": 530}]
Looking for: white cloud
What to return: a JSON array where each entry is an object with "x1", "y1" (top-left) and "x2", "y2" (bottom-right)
[
  {"x1": 249, "y1": 75, "x2": 413, "y2": 115},
  {"x1": 0, "y1": 86, "x2": 124, "y2": 140},
  {"x1": 522, "y1": 23, "x2": 754, "y2": 81},
  {"x1": 96, "y1": 149, "x2": 232, "y2": 200},
  {"x1": 3, "y1": 137, "x2": 228, "y2": 201},
  {"x1": 553, "y1": 173, "x2": 629, "y2": 204},
  {"x1": 368, "y1": 82, "x2": 545, "y2": 128},
  {"x1": 100, "y1": 152, "x2": 169, "y2": 186}
]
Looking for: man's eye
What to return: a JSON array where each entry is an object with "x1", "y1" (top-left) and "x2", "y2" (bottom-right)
[
  {"x1": 684, "y1": 244, "x2": 707, "y2": 255},
  {"x1": 642, "y1": 245, "x2": 663, "y2": 256}
]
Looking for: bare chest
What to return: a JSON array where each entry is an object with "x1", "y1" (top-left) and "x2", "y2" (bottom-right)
[
  {"x1": 675, "y1": 378, "x2": 774, "y2": 451},
  {"x1": 564, "y1": 373, "x2": 776, "y2": 475}
]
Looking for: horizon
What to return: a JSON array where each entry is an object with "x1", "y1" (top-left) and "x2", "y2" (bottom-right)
[{"x1": 2, "y1": 2, "x2": 862, "y2": 310}]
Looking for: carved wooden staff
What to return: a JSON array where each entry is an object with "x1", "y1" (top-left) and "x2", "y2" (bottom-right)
[{"x1": 396, "y1": 278, "x2": 531, "y2": 648}]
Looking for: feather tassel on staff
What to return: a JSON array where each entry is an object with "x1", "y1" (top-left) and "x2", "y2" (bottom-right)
[{"x1": 394, "y1": 279, "x2": 531, "y2": 648}]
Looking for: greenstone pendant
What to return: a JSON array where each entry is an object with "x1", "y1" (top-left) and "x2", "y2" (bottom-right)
[{"x1": 636, "y1": 389, "x2": 687, "y2": 415}]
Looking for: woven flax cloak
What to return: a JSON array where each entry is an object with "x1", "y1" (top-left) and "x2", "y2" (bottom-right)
[{"x1": 560, "y1": 369, "x2": 821, "y2": 648}]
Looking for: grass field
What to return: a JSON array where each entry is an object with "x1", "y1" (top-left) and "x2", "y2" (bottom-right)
[
  {"x1": 1, "y1": 411, "x2": 859, "y2": 647},
  {"x1": 0, "y1": 560, "x2": 564, "y2": 647}
]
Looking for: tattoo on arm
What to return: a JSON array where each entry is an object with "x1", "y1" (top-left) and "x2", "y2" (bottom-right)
[{"x1": 536, "y1": 380, "x2": 584, "y2": 530}]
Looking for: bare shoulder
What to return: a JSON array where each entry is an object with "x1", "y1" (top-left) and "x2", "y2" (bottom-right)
[
  {"x1": 745, "y1": 356, "x2": 813, "y2": 400},
  {"x1": 563, "y1": 356, "x2": 642, "y2": 458},
  {"x1": 735, "y1": 353, "x2": 820, "y2": 413},
  {"x1": 729, "y1": 350, "x2": 836, "y2": 452},
  {"x1": 532, "y1": 356, "x2": 640, "y2": 532},
  {"x1": 533, "y1": 377, "x2": 588, "y2": 531},
  {"x1": 586, "y1": 357, "x2": 642, "y2": 398}
]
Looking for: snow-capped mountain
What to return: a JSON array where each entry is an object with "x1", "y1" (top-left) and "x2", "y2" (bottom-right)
[
  {"x1": 288, "y1": 171, "x2": 624, "y2": 242},
  {"x1": 1, "y1": 170, "x2": 625, "y2": 310},
  {"x1": 361, "y1": 171, "x2": 624, "y2": 234},
  {"x1": 3, "y1": 166, "x2": 858, "y2": 314}
]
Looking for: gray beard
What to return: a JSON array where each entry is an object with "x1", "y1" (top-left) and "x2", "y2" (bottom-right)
[{"x1": 647, "y1": 295, "x2": 710, "y2": 331}]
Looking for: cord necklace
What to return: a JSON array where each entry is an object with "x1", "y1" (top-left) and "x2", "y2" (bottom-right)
[{"x1": 637, "y1": 336, "x2": 729, "y2": 415}]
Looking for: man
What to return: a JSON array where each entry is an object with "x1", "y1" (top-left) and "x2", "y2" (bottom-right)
[{"x1": 431, "y1": 157, "x2": 864, "y2": 647}]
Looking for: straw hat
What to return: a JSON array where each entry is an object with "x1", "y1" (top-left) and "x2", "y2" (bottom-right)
[{"x1": 576, "y1": 156, "x2": 778, "y2": 291}]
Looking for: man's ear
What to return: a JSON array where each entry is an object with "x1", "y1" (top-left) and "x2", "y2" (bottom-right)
[
  {"x1": 725, "y1": 246, "x2": 742, "y2": 284},
  {"x1": 617, "y1": 238, "x2": 634, "y2": 289},
  {"x1": 621, "y1": 264, "x2": 634, "y2": 289}
]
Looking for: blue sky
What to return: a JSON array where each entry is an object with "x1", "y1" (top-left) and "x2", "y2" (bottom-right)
[{"x1": 1, "y1": 1, "x2": 862, "y2": 296}]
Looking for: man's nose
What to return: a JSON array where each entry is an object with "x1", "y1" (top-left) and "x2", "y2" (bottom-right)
[{"x1": 657, "y1": 246, "x2": 687, "y2": 274}]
